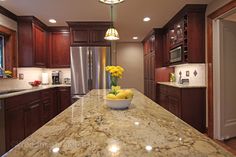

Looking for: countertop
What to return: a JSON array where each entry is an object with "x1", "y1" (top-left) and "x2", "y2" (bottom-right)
[
  {"x1": 157, "y1": 82, "x2": 206, "y2": 88},
  {"x1": 0, "y1": 84, "x2": 71, "y2": 99},
  {"x1": 4, "y1": 89, "x2": 234, "y2": 157}
]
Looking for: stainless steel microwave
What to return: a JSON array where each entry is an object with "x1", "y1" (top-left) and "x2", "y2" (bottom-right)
[{"x1": 170, "y1": 46, "x2": 182, "y2": 63}]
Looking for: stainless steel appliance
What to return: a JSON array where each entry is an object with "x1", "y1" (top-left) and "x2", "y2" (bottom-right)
[
  {"x1": 52, "y1": 71, "x2": 62, "y2": 84},
  {"x1": 170, "y1": 46, "x2": 182, "y2": 63},
  {"x1": 0, "y1": 100, "x2": 5, "y2": 156},
  {"x1": 70, "y1": 47, "x2": 111, "y2": 101}
]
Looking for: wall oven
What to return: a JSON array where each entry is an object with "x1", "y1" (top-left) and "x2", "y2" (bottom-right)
[{"x1": 170, "y1": 46, "x2": 182, "y2": 63}]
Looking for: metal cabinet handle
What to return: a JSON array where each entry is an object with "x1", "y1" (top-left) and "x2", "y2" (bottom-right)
[{"x1": 29, "y1": 104, "x2": 40, "y2": 109}]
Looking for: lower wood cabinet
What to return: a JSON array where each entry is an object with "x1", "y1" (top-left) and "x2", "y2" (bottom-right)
[
  {"x1": 57, "y1": 87, "x2": 71, "y2": 112},
  {"x1": 156, "y1": 84, "x2": 206, "y2": 133},
  {"x1": 24, "y1": 99, "x2": 42, "y2": 137},
  {"x1": 3, "y1": 87, "x2": 71, "y2": 152}
]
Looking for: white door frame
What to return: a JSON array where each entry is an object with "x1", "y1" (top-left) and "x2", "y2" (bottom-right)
[{"x1": 213, "y1": 9, "x2": 236, "y2": 140}]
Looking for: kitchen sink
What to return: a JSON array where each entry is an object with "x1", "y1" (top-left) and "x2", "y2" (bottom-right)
[{"x1": 0, "y1": 89, "x2": 28, "y2": 95}]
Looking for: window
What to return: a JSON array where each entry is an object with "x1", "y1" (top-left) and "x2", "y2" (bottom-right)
[{"x1": 0, "y1": 35, "x2": 4, "y2": 76}]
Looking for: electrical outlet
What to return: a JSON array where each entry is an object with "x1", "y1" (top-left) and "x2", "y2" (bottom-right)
[
  {"x1": 186, "y1": 71, "x2": 190, "y2": 77},
  {"x1": 19, "y1": 73, "x2": 24, "y2": 80}
]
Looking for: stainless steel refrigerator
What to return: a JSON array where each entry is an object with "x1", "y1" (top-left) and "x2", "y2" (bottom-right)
[{"x1": 70, "y1": 47, "x2": 111, "y2": 100}]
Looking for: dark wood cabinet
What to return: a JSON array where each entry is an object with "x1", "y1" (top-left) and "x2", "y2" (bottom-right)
[
  {"x1": 24, "y1": 99, "x2": 42, "y2": 137},
  {"x1": 3, "y1": 87, "x2": 71, "y2": 152},
  {"x1": 41, "y1": 89, "x2": 55, "y2": 123},
  {"x1": 162, "y1": 30, "x2": 170, "y2": 67},
  {"x1": 67, "y1": 22, "x2": 111, "y2": 46},
  {"x1": 157, "y1": 84, "x2": 206, "y2": 132},
  {"x1": 18, "y1": 16, "x2": 47, "y2": 67},
  {"x1": 4, "y1": 91, "x2": 41, "y2": 150},
  {"x1": 5, "y1": 105, "x2": 25, "y2": 151},
  {"x1": 57, "y1": 87, "x2": 71, "y2": 112},
  {"x1": 143, "y1": 29, "x2": 163, "y2": 101},
  {"x1": 48, "y1": 28, "x2": 70, "y2": 68},
  {"x1": 163, "y1": 4, "x2": 206, "y2": 65},
  {"x1": 33, "y1": 24, "x2": 46, "y2": 66}
]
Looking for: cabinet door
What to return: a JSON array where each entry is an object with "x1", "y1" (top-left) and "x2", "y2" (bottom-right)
[
  {"x1": 49, "y1": 32, "x2": 70, "y2": 68},
  {"x1": 90, "y1": 29, "x2": 110, "y2": 46},
  {"x1": 33, "y1": 24, "x2": 46, "y2": 67},
  {"x1": 58, "y1": 87, "x2": 71, "y2": 112},
  {"x1": 162, "y1": 32, "x2": 170, "y2": 66},
  {"x1": 149, "y1": 35, "x2": 155, "y2": 52},
  {"x1": 151, "y1": 81, "x2": 156, "y2": 101},
  {"x1": 144, "y1": 79, "x2": 148, "y2": 96},
  {"x1": 168, "y1": 96, "x2": 180, "y2": 117},
  {"x1": 5, "y1": 107, "x2": 25, "y2": 151},
  {"x1": 41, "y1": 89, "x2": 54, "y2": 123},
  {"x1": 71, "y1": 28, "x2": 90, "y2": 45},
  {"x1": 150, "y1": 53, "x2": 155, "y2": 80},
  {"x1": 143, "y1": 41, "x2": 149, "y2": 55},
  {"x1": 24, "y1": 99, "x2": 42, "y2": 137}
]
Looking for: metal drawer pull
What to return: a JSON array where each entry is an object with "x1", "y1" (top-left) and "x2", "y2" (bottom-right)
[{"x1": 29, "y1": 104, "x2": 40, "y2": 109}]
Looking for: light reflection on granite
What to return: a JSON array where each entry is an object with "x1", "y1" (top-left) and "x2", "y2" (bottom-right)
[{"x1": 5, "y1": 89, "x2": 235, "y2": 157}]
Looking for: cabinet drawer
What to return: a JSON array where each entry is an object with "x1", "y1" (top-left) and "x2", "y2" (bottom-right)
[
  {"x1": 168, "y1": 86, "x2": 180, "y2": 98},
  {"x1": 159, "y1": 85, "x2": 168, "y2": 94},
  {"x1": 5, "y1": 92, "x2": 40, "y2": 110}
]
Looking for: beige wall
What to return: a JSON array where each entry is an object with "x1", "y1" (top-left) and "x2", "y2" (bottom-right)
[{"x1": 116, "y1": 42, "x2": 144, "y2": 93}]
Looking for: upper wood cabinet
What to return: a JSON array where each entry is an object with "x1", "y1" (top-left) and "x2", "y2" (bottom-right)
[
  {"x1": 18, "y1": 16, "x2": 47, "y2": 67},
  {"x1": 164, "y1": 4, "x2": 206, "y2": 65},
  {"x1": 67, "y1": 22, "x2": 111, "y2": 46},
  {"x1": 48, "y1": 27, "x2": 70, "y2": 68}
]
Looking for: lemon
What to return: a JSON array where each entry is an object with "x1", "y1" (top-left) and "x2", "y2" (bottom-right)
[
  {"x1": 124, "y1": 89, "x2": 134, "y2": 99},
  {"x1": 106, "y1": 94, "x2": 117, "y2": 100},
  {"x1": 116, "y1": 92, "x2": 127, "y2": 99}
]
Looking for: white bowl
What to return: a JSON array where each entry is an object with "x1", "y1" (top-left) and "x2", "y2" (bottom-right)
[{"x1": 105, "y1": 98, "x2": 132, "y2": 110}]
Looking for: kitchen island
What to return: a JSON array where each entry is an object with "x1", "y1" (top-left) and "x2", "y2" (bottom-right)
[{"x1": 4, "y1": 89, "x2": 235, "y2": 157}]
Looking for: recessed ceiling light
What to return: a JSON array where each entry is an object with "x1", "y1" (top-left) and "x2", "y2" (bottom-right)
[
  {"x1": 143, "y1": 17, "x2": 151, "y2": 22},
  {"x1": 0, "y1": 0, "x2": 5, "y2": 1},
  {"x1": 49, "y1": 19, "x2": 57, "y2": 24},
  {"x1": 133, "y1": 36, "x2": 138, "y2": 40}
]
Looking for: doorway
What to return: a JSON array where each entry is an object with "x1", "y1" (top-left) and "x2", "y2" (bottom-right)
[{"x1": 213, "y1": 11, "x2": 236, "y2": 140}]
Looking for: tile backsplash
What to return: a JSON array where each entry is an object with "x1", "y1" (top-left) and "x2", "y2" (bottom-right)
[
  {"x1": 0, "y1": 68, "x2": 71, "y2": 90},
  {"x1": 174, "y1": 64, "x2": 206, "y2": 86}
]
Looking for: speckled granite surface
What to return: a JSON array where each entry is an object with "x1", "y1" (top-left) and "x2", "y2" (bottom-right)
[
  {"x1": 0, "y1": 84, "x2": 71, "y2": 99},
  {"x1": 157, "y1": 82, "x2": 206, "y2": 88},
  {"x1": 5, "y1": 89, "x2": 235, "y2": 157}
]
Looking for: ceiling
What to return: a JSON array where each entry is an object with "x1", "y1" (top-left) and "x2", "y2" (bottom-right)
[
  {"x1": 0, "y1": 0, "x2": 212, "y2": 42},
  {"x1": 224, "y1": 12, "x2": 236, "y2": 22}
]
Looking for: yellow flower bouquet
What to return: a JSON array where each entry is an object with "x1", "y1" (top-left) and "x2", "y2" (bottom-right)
[
  {"x1": 4, "y1": 70, "x2": 12, "y2": 78},
  {"x1": 105, "y1": 65, "x2": 124, "y2": 87}
]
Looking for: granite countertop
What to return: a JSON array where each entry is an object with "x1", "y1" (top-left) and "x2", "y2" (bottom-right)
[
  {"x1": 0, "y1": 84, "x2": 71, "y2": 99},
  {"x1": 4, "y1": 89, "x2": 234, "y2": 157},
  {"x1": 157, "y1": 82, "x2": 206, "y2": 88}
]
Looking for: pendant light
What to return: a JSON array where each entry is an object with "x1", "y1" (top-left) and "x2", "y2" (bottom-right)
[
  {"x1": 104, "y1": 5, "x2": 119, "y2": 40},
  {"x1": 99, "y1": 0, "x2": 124, "y2": 5}
]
